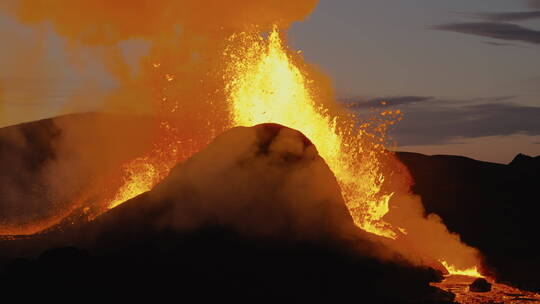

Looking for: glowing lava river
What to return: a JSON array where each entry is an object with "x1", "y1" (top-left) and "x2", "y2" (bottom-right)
[{"x1": 433, "y1": 275, "x2": 540, "y2": 304}]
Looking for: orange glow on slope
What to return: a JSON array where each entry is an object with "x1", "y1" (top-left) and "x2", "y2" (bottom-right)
[
  {"x1": 0, "y1": 206, "x2": 76, "y2": 236},
  {"x1": 104, "y1": 120, "x2": 198, "y2": 209},
  {"x1": 441, "y1": 260, "x2": 483, "y2": 278},
  {"x1": 107, "y1": 157, "x2": 161, "y2": 209},
  {"x1": 224, "y1": 27, "x2": 398, "y2": 239}
]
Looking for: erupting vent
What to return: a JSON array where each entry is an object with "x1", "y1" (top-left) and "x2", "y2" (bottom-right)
[
  {"x1": 101, "y1": 27, "x2": 483, "y2": 278},
  {"x1": 224, "y1": 27, "x2": 398, "y2": 239}
]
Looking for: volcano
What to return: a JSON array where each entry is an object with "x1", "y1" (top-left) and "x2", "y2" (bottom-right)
[{"x1": 0, "y1": 121, "x2": 454, "y2": 303}]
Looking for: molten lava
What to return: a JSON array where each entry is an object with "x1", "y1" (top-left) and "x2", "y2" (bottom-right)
[
  {"x1": 105, "y1": 120, "x2": 200, "y2": 209},
  {"x1": 106, "y1": 27, "x2": 400, "y2": 240},
  {"x1": 441, "y1": 260, "x2": 483, "y2": 278},
  {"x1": 225, "y1": 27, "x2": 398, "y2": 239},
  {"x1": 432, "y1": 275, "x2": 540, "y2": 304},
  {"x1": 107, "y1": 157, "x2": 161, "y2": 209}
]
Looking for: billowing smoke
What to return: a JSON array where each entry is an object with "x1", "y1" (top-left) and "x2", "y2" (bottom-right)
[
  {"x1": 368, "y1": 155, "x2": 482, "y2": 271},
  {"x1": 0, "y1": 0, "x2": 319, "y2": 233},
  {"x1": 386, "y1": 192, "x2": 481, "y2": 271},
  {"x1": 1, "y1": 0, "x2": 318, "y2": 117}
]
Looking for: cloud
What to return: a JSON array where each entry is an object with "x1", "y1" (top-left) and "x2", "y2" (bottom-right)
[
  {"x1": 342, "y1": 96, "x2": 435, "y2": 109},
  {"x1": 349, "y1": 96, "x2": 540, "y2": 146},
  {"x1": 473, "y1": 11, "x2": 540, "y2": 22},
  {"x1": 343, "y1": 95, "x2": 516, "y2": 109},
  {"x1": 399, "y1": 103, "x2": 540, "y2": 145},
  {"x1": 483, "y1": 41, "x2": 515, "y2": 47},
  {"x1": 433, "y1": 22, "x2": 540, "y2": 45}
]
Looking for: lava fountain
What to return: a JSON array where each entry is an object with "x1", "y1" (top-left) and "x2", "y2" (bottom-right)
[
  {"x1": 95, "y1": 26, "x2": 481, "y2": 277},
  {"x1": 223, "y1": 27, "x2": 484, "y2": 277},
  {"x1": 225, "y1": 27, "x2": 399, "y2": 239}
]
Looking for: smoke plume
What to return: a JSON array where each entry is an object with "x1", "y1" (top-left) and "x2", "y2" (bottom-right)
[{"x1": 0, "y1": 0, "x2": 319, "y2": 233}]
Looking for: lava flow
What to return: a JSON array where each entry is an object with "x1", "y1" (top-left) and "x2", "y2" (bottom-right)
[
  {"x1": 433, "y1": 275, "x2": 540, "y2": 304},
  {"x1": 442, "y1": 260, "x2": 483, "y2": 278}
]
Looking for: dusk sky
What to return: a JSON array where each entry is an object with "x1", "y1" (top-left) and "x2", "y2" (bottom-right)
[
  {"x1": 289, "y1": 0, "x2": 540, "y2": 163},
  {"x1": 1, "y1": 0, "x2": 539, "y2": 163}
]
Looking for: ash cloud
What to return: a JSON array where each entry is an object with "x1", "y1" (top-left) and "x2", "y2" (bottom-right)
[{"x1": 0, "y1": 0, "x2": 321, "y2": 233}]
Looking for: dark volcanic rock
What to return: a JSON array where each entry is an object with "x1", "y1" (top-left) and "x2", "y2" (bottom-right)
[{"x1": 469, "y1": 278, "x2": 492, "y2": 292}]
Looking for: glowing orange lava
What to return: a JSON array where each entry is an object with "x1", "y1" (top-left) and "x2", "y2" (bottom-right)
[
  {"x1": 105, "y1": 120, "x2": 195, "y2": 210},
  {"x1": 441, "y1": 260, "x2": 483, "y2": 278},
  {"x1": 107, "y1": 157, "x2": 161, "y2": 209},
  {"x1": 224, "y1": 27, "x2": 398, "y2": 239},
  {"x1": 102, "y1": 26, "x2": 481, "y2": 277}
]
